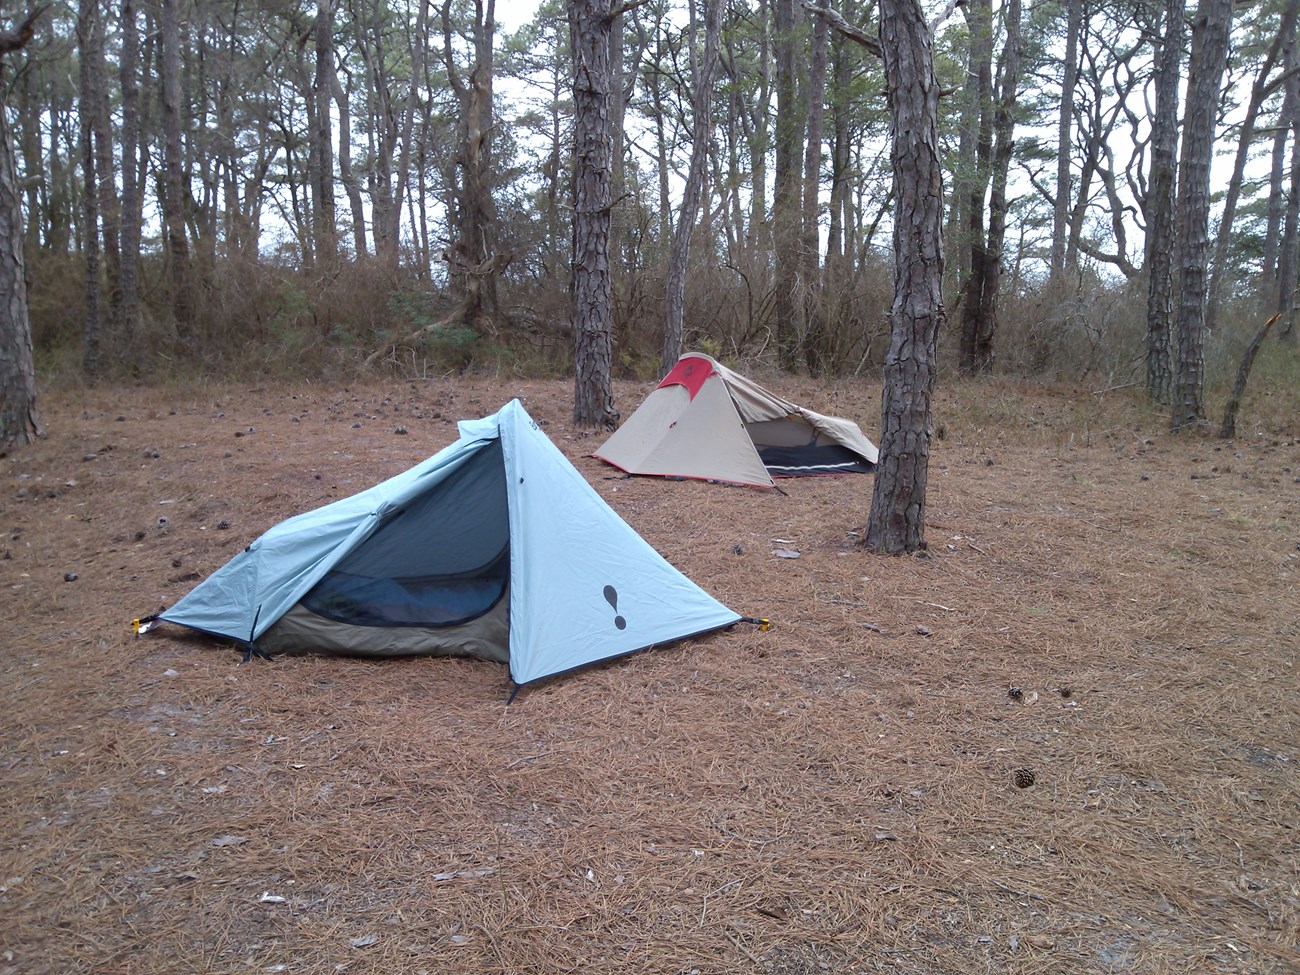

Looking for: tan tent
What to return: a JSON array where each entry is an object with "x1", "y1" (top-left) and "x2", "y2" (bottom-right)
[{"x1": 594, "y1": 353, "x2": 878, "y2": 488}]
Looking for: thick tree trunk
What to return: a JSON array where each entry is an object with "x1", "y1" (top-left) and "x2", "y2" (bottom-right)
[
  {"x1": 571, "y1": 0, "x2": 619, "y2": 430},
  {"x1": 0, "y1": 13, "x2": 43, "y2": 449},
  {"x1": 1144, "y1": 0, "x2": 1185, "y2": 405},
  {"x1": 865, "y1": 0, "x2": 945, "y2": 554},
  {"x1": 1171, "y1": 0, "x2": 1234, "y2": 431},
  {"x1": 663, "y1": 0, "x2": 722, "y2": 373}
]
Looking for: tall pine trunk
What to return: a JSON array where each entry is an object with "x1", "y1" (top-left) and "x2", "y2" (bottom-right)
[
  {"x1": 0, "y1": 11, "x2": 43, "y2": 449},
  {"x1": 571, "y1": 0, "x2": 619, "y2": 429},
  {"x1": 161, "y1": 0, "x2": 193, "y2": 337},
  {"x1": 866, "y1": 0, "x2": 945, "y2": 554},
  {"x1": 772, "y1": 0, "x2": 801, "y2": 370},
  {"x1": 1171, "y1": 0, "x2": 1234, "y2": 431},
  {"x1": 1144, "y1": 0, "x2": 1185, "y2": 404}
]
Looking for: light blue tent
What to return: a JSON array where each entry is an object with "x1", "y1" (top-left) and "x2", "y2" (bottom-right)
[{"x1": 149, "y1": 400, "x2": 743, "y2": 687}]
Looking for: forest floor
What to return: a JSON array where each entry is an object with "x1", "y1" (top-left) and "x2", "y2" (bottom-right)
[{"x1": 1, "y1": 372, "x2": 1297, "y2": 975}]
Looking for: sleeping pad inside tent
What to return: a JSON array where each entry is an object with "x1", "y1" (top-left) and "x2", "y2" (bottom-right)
[{"x1": 140, "y1": 399, "x2": 743, "y2": 686}]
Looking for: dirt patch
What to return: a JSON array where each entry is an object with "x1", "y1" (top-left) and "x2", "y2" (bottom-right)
[{"x1": 2, "y1": 375, "x2": 1297, "y2": 974}]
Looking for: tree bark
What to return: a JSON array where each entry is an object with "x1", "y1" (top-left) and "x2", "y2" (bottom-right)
[
  {"x1": 1277, "y1": 85, "x2": 1300, "y2": 338},
  {"x1": 441, "y1": 0, "x2": 508, "y2": 333},
  {"x1": 1171, "y1": 0, "x2": 1234, "y2": 431},
  {"x1": 116, "y1": 0, "x2": 142, "y2": 364},
  {"x1": 866, "y1": 0, "x2": 945, "y2": 554},
  {"x1": 1050, "y1": 0, "x2": 1081, "y2": 287},
  {"x1": 571, "y1": 0, "x2": 620, "y2": 430},
  {"x1": 89, "y1": 3, "x2": 119, "y2": 345},
  {"x1": 958, "y1": 0, "x2": 1019, "y2": 375},
  {"x1": 312, "y1": 0, "x2": 337, "y2": 269},
  {"x1": 663, "y1": 0, "x2": 722, "y2": 372},
  {"x1": 333, "y1": 73, "x2": 369, "y2": 258},
  {"x1": 773, "y1": 0, "x2": 801, "y2": 370},
  {"x1": 161, "y1": 0, "x2": 193, "y2": 336},
  {"x1": 799, "y1": 13, "x2": 830, "y2": 372},
  {"x1": 0, "y1": 11, "x2": 44, "y2": 450},
  {"x1": 78, "y1": 0, "x2": 102, "y2": 377},
  {"x1": 1206, "y1": 0, "x2": 1299, "y2": 335},
  {"x1": 1261, "y1": 31, "x2": 1295, "y2": 292},
  {"x1": 1144, "y1": 0, "x2": 1185, "y2": 405}
]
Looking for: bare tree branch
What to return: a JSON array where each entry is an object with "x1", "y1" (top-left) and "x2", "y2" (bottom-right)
[
  {"x1": 928, "y1": 0, "x2": 964, "y2": 32},
  {"x1": 0, "y1": 5, "x2": 46, "y2": 54},
  {"x1": 801, "y1": 1, "x2": 882, "y2": 58},
  {"x1": 610, "y1": 0, "x2": 654, "y2": 22}
]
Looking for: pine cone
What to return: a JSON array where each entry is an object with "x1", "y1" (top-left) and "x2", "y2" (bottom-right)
[{"x1": 1013, "y1": 768, "x2": 1036, "y2": 789}]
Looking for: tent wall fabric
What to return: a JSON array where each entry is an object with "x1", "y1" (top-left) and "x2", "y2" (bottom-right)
[
  {"x1": 594, "y1": 353, "x2": 879, "y2": 487},
  {"x1": 153, "y1": 400, "x2": 741, "y2": 686}
]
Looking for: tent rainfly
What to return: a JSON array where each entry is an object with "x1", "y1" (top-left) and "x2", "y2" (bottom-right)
[
  {"x1": 138, "y1": 400, "x2": 744, "y2": 687},
  {"x1": 594, "y1": 352, "x2": 879, "y2": 488}
]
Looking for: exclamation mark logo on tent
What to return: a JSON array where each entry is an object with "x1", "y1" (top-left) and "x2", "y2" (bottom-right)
[{"x1": 603, "y1": 585, "x2": 627, "y2": 630}]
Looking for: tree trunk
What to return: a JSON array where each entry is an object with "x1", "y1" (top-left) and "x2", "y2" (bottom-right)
[
  {"x1": 1144, "y1": 0, "x2": 1185, "y2": 405},
  {"x1": 1050, "y1": 0, "x2": 1081, "y2": 287},
  {"x1": 663, "y1": 0, "x2": 722, "y2": 372},
  {"x1": 333, "y1": 73, "x2": 369, "y2": 258},
  {"x1": 89, "y1": 5, "x2": 119, "y2": 346},
  {"x1": 571, "y1": 0, "x2": 619, "y2": 430},
  {"x1": 826, "y1": 25, "x2": 849, "y2": 270},
  {"x1": 1171, "y1": 0, "x2": 1234, "y2": 431},
  {"x1": 1261, "y1": 35, "x2": 1295, "y2": 292},
  {"x1": 78, "y1": 0, "x2": 102, "y2": 377},
  {"x1": 800, "y1": 14, "x2": 830, "y2": 372},
  {"x1": 958, "y1": 0, "x2": 1018, "y2": 375},
  {"x1": 865, "y1": 0, "x2": 945, "y2": 555},
  {"x1": 950, "y1": 0, "x2": 991, "y2": 292},
  {"x1": 746, "y1": 0, "x2": 771, "y2": 262},
  {"x1": 973, "y1": 0, "x2": 1022, "y2": 366},
  {"x1": 773, "y1": 0, "x2": 801, "y2": 370},
  {"x1": 161, "y1": 0, "x2": 193, "y2": 336},
  {"x1": 1206, "y1": 0, "x2": 1299, "y2": 335},
  {"x1": 646, "y1": 32, "x2": 674, "y2": 244},
  {"x1": 313, "y1": 0, "x2": 337, "y2": 269},
  {"x1": 0, "y1": 13, "x2": 43, "y2": 449},
  {"x1": 1220, "y1": 314, "x2": 1280, "y2": 439},
  {"x1": 441, "y1": 0, "x2": 508, "y2": 334},
  {"x1": 116, "y1": 0, "x2": 142, "y2": 365},
  {"x1": 1277, "y1": 86, "x2": 1300, "y2": 338}
]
